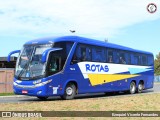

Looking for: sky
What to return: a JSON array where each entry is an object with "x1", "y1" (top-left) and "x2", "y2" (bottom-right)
[{"x1": 0, "y1": 0, "x2": 160, "y2": 58}]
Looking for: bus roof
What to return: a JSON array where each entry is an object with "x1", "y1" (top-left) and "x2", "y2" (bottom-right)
[{"x1": 24, "y1": 36, "x2": 153, "y2": 55}]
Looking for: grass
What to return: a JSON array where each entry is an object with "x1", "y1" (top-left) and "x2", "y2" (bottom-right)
[
  {"x1": 0, "y1": 93, "x2": 160, "y2": 111},
  {"x1": 0, "y1": 92, "x2": 15, "y2": 96},
  {"x1": 1, "y1": 93, "x2": 160, "y2": 120}
]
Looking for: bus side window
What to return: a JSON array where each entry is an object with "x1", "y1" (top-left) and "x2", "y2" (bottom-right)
[
  {"x1": 134, "y1": 55, "x2": 138, "y2": 65},
  {"x1": 92, "y1": 46, "x2": 106, "y2": 62},
  {"x1": 142, "y1": 55, "x2": 147, "y2": 66},
  {"x1": 114, "y1": 50, "x2": 120, "y2": 64},
  {"x1": 126, "y1": 53, "x2": 131, "y2": 65},
  {"x1": 133, "y1": 54, "x2": 141, "y2": 65},
  {"x1": 86, "y1": 47, "x2": 92, "y2": 61},
  {"x1": 148, "y1": 55, "x2": 154, "y2": 66},
  {"x1": 131, "y1": 54, "x2": 134, "y2": 65},
  {"x1": 71, "y1": 44, "x2": 92, "y2": 64},
  {"x1": 71, "y1": 47, "x2": 80, "y2": 64},
  {"x1": 124, "y1": 52, "x2": 131, "y2": 65},
  {"x1": 81, "y1": 46, "x2": 92, "y2": 62},
  {"x1": 81, "y1": 47, "x2": 86, "y2": 61},
  {"x1": 138, "y1": 55, "x2": 141, "y2": 65},
  {"x1": 119, "y1": 52, "x2": 126, "y2": 64},
  {"x1": 107, "y1": 49, "x2": 114, "y2": 63}
]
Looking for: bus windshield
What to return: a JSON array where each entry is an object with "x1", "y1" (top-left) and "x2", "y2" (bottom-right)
[
  {"x1": 15, "y1": 44, "x2": 52, "y2": 79},
  {"x1": 15, "y1": 41, "x2": 74, "y2": 80}
]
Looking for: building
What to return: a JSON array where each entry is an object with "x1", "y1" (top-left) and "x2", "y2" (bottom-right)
[
  {"x1": 0, "y1": 57, "x2": 17, "y2": 93},
  {"x1": 0, "y1": 57, "x2": 17, "y2": 68}
]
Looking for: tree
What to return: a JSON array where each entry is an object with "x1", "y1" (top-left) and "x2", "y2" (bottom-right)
[{"x1": 154, "y1": 52, "x2": 160, "y2": 75}]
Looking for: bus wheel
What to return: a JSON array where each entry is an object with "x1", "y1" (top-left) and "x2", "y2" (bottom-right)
[
  {"x1": 61, "y1": 83, "x2": 76, "y2": 100},
  {"x1": 37, "y1": 97, "x2": 48, "y2": 100},
  {"x1": 129, "y1": 81, "x2": 136, "y2": 94},
  {"x1": 137, "y1": 82, "x2": 144, "y2": 93}
]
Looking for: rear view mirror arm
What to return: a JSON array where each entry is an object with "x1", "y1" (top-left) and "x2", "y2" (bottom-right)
[{"x1": 7, "y1": 50, "x2": 21, "y2": 62}]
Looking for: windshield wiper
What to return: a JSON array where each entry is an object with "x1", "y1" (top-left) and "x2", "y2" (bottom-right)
[{"x1": 17, "y1": 62, "x2": 29, "y2": 79}]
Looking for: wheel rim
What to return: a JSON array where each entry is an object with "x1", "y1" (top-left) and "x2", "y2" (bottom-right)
[
  {"x1": 130, "y1": 82, "x2": 135, "y2": 93},
  {"x1": 138, "y1": 84, "x2": 143, "y2": 91},
  {"x1": 66, "y1": 87, "x2": 73, "y2": 95}
]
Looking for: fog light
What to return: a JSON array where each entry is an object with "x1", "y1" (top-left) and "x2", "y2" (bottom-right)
[{"x1": 37, "y1": 90, "x2": 42, "y2": 95}]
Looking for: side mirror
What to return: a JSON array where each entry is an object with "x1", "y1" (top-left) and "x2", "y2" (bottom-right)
[
  {"x1": 41, "y1": 48, "x2": 63, "y2": 63},
  {"x1": 7, "y1": 50, "x2": 21, "y2": 62}
]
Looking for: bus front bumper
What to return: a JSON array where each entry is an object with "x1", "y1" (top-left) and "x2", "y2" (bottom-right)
[{"x1": 13, "y1": 79, "x2": 52, "y2": 97}]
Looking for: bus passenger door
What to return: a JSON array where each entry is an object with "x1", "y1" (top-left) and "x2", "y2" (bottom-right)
[
  {"x1": 46, "y1": 52, "x2": 63, "y2": 95},
  {"x1": 48, "y1": 55, "x2": 62, "y2": 75}
]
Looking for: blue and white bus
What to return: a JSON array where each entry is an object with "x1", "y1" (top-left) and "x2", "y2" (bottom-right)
[{"x1": 8, "y1": 36, "x2": 154, "y2": 100}]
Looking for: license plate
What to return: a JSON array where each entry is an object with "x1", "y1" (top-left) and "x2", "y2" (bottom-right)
[{"x1": 22, "y1": 90, "x2": 28, "y2": 94}]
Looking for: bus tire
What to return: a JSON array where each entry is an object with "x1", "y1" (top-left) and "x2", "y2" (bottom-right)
[
  {"x1": 137, "y1": 82, "x2": 144, "y2": 93},
  {"x1": 61, "y1": 83, "x2": 76, "y2": 100},
  {"x1": 37, "y1": 97, "x2": 48, "y2": 100},
  {"x1": 129, "y1": 81, "x2": 136, "y2": 94}
]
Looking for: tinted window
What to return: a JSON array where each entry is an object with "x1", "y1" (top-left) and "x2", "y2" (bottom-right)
[
  {"x1": 92, "y1": 46, "x2": 106, "y2": 62},
  {"x1": 107, "y1": 49, "x2": 114, "y2": 63},
  {"x1": 47, "y1": 42, "x2": 73, "y2": 75},
  {"x1": 108, "y1": 50, "x2": 127, "y2": 64},
  {"x1": 148, "y1": 55, "x2": 154, "y2": 66},
  {"x1": 71, "y1": 43, "x2": 92, "y2": 64},
  {"x1": 141, "y1": 55, "x2": 147, "y2": 66},
  {"x1": 133, "y1": 54, "x2": 141, "y2": 65},
  {"x1": 127, "y1": 53, "x2": 131, "y2": 65}
]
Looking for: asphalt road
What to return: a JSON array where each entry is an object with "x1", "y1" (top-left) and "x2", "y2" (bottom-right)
[{"x1": 0, "y1": 83, "x2": 160, "y2": 103}]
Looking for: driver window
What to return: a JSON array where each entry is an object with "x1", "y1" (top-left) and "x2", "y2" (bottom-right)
[
  {"x1": 49, "y1": 57, "x2": 59, "y2": 72},
  {"x1": 48, "y1": 52, "x2": 62, "y2": 75}
]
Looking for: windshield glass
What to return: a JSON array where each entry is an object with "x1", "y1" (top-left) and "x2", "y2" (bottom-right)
[
  {"x1": 15, "y1": 41, "x2": 74, "y2": 80},
  {"x1": 15, "y1": 44, "x2": 51, "y2": 79}
]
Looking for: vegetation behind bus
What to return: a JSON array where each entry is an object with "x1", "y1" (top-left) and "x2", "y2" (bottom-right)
[{"x1": 154, "y1": 52, "x2": 160, "y2": 75}]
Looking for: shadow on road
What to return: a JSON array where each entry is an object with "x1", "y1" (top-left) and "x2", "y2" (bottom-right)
[{"x1": 18, "y1": 89, "x2": 154, "y2": 102}]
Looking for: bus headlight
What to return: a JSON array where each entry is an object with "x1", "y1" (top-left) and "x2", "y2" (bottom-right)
[
  {"x1": 33, "y1": 79, "x2": 42, "y2": 85},
  {"x1": 35, "y1": 79, "x2": 52, "y2": 87},
  {"x1": 13, "y1": 79, "x2": 52, "y2": 88},
  {"x1": 13, "y1": 82, "x2": 18, "y2": 86}
]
